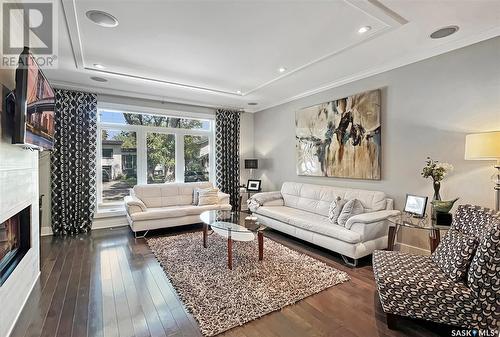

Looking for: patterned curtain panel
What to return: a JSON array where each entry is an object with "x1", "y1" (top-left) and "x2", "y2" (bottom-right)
[
  {"x1": 51, "y1": 89, "x2": 97, "y2": 235},
  {"x1": 215, "y1": 109, "x2": 240, "y2": 211}
]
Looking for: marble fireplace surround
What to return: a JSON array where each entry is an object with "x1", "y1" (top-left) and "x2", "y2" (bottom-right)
[{"x1": 0, "y1": 85, "x2": 41, "y2": 337}]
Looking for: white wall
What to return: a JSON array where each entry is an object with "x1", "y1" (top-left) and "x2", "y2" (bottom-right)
[
  {"x1": 253, "y1": 37, "x2": 500, "y2": 250},
  {"x1": 38, "y1": 152, "x2": 52, "y2": 236},
  {"x1": 0, "y1": 70, "x2": 40, "y2": 337}
]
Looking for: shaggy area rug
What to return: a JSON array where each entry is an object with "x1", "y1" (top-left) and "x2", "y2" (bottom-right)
[{"x1": 147, "y1": 232, "x2": 350, "y2": 336}]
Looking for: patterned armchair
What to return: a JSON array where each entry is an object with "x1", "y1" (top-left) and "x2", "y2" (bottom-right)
[{"x1": 373, "y1": 205, "x2": 500, "y2": 332}]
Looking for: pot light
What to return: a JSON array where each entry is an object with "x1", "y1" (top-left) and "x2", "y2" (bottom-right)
[
  {"x1": 278, "y1": 66, "x2": 287, "y2": 73},
  {"x1": 93, "y1": 63, "x2": 105, "y2": 69},
  {"x1": 91, "y1": 76, "x2": 108, "y2": 82},
  {"x1": 430, "y1": 26, "x2": 459, "y2": 39},
  {"x1": 236, "y1": 90, "x2": 242, "y2": 95},
  {"x1": 358, "y1": 26, "x2": 371, "y2": 34},
  {"x1": 86, "y1": 10, "x2": 119, "y2": 27},
  {"x1": 247, "y1": 102, "x2": 258, "y2": 106}
]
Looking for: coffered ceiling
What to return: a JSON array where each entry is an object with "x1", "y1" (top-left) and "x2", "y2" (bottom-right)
[{"x1": 45, "y1": 0, "x2": 500, "y2": 112}]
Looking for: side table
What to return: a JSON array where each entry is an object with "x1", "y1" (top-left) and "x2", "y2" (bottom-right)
[
  {"x1": 238, "y1": 187, "x2": 261, "y2": 212},
  {"x1": 387, "y1": 215, "x2": 450, "y2": 253}
]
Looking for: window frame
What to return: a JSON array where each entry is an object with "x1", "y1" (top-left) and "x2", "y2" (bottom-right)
[{"x1": 96, "y1": 106, "x2": 215, "y2": 207}]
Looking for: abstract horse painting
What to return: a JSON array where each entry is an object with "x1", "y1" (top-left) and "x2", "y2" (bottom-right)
[{"x1": 296, "y1": 89, "x2": 381, "y2": 180}]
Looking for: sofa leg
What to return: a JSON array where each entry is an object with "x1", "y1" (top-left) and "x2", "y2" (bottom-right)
[
  {"x1": 134, "y1": 230, "x2": 149, "y2": 239},
  {"x1": 341, "y1": 255, "x2": 358, "y2": 267},
  {"x1": 386, "y1": 313, "x2": 398, "y2": 330}
]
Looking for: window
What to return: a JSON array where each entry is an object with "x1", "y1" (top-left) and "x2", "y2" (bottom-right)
[
  {"x1": 184, "y1": 135, "x2": 209, "y2": 182},
  {"x1": 97, "y1": 109, "x2": 213, "y2": 206},
  {"x1": 100, "y1": 111, "x2": 211, "y2": 130},
  {"x1": 100, "y1": 129, "x2": 137, "y2": 204},
  {"x1": 147, "y1": 133, "x2": 175, "y2": 184},
  {"x1": 122, "y1": 154, "x2": 136, "y2": 170},
  {"x1": 102, "y1": 148, "x2": 113, "y2": 158}
]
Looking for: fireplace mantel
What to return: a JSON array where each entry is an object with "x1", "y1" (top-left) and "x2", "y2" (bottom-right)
[{"x1": 0, "y1": 85, "x2": 41, "y2": 337}]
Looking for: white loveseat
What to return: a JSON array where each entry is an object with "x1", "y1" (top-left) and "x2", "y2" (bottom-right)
[
  {"x1": 125, "y1": 182, "x2": 231, "y2": 235},
  {"x1": 249, "y1": 182, "x2": 399, "y2": 266}
]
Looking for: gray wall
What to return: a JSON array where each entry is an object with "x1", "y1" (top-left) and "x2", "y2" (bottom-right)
[
  {"x1": 254, "y1": 37, "x2": 500, "y2": 249},
  {"x1": 240, "y1": 112, "x2": 255, "y2": 185}
]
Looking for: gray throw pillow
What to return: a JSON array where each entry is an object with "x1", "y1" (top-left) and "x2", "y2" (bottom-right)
[
  {"x1": 337, "y1": 199, "x2": 364, "y2": 227},
  {"x1": 431, "y1": 229, "x2": 478, "y2": 282},
  {"x1": 328, "y1": 197, "x2": 347, "y2": 224},
  {"x1": 193, "y1": 187, "x2": 210, "y2": 205}
]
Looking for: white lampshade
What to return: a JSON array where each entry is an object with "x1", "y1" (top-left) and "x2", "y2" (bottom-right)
[{"x1": 464, "y1": 131, "x2": 500, "y2": 161}]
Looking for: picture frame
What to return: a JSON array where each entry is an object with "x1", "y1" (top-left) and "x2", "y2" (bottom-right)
[
  {"x1": 296, "y1": 89, "x2": 381, "y2": 180},
  {"x1": 404, "y1": 194, "x2": 428, "y2": 218},
  {"x1": 246, "y1": 179, "x2": 261, "y2": 192}
]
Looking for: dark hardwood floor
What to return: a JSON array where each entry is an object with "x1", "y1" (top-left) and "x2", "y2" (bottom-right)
[{"x1": 10, "y1": 224, "x2": 453, "y2": 337}]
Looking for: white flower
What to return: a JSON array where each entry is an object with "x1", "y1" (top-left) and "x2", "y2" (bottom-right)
[{"x1": 437, "y1": 162, "x2": 454, "y2": 175}]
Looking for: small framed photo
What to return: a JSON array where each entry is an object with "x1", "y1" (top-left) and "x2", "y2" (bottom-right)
[
  {"x1": 404, "y1": 194, "x2": 428, "y2": 218},
  {"x1": 246, "y1": 179, "x2": 261, "y2": 192}
]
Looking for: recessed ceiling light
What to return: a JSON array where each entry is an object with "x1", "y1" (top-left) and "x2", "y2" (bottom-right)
[
  {"x1": 91, "y1": 76, "x2": 108, "y2": 82},
  {"x1": 247, "y1": 102, "x2": 258, "y2": 106},
  {"x1": 236, "y1": 90, "x2": 242, "y2": 95},
  {"x1": 86, "y1": 10, "x2": 119, "y2": 27},
  {"x1": 278, "y1": 67, "x2": 287, "y2": 73},
  {"x1": 430, "y1": 26, "x2": 459, "y2": 39},
  {"x1": 93, "y1": 63, "x2": 105, "y2": 69},
  {"x1": 358, "y1": 26, "x2": 371, "y2": 34}
]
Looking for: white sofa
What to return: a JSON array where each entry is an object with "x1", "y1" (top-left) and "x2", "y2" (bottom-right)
[
  {"x1": 124, "y1": 182, "x2": 231, "y2": 235},
  {"x1": 248, "y1": 182, "x2": 399, "y2": 266}
]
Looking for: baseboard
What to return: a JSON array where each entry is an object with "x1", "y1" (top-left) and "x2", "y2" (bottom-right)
[
  {"x1": 40, "y1": 218, "x2": 127, "y2": 234},
  {"x1": 92, "y1": 215, "x2": 128, "y2": 230},
  {"x1": 6, "y1": 271, "x2": 40, "y2": 337},
  {"x1": 40, "y1": 226, "x2": 53, "y2": 236},
  {"x1": 394, "y1": 242, "x2": 431, "y2": 255}
]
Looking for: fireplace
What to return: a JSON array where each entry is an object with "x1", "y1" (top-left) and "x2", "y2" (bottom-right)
[{"x1": 0, "y1": 206, "x2": 31, "y2": 285}]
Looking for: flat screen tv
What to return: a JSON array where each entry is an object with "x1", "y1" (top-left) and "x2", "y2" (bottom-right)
[{"x1": 13, "y1": 47, "x2": 55, "y2": 150}]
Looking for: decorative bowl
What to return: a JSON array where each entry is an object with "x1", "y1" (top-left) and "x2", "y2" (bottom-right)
[{"x1": 431, "y1": 198, "x2": 459, "y2": 213}]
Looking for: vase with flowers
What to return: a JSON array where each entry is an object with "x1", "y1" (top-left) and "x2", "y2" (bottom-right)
[{"x1": 421, "y1": 157, "x2": 454, "y2": 219}]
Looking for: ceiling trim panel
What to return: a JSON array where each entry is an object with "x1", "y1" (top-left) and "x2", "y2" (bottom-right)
[
  {"x1": 61, "y1": 0, "x2": 406, "y2": 97},
  {"x1": 256, "y1": 25, "x2": 500, "y2": 112},
  {"x1": 61, "y1": 0, "x2": 84, "y2": 69},
  {"x1": 50, "y1": 24, "x2": 500, "y2": 114}
]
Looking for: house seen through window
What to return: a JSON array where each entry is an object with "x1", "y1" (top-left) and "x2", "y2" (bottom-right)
[{"x1": 98, "y1": 110, "x2": 212, "y2": 205}]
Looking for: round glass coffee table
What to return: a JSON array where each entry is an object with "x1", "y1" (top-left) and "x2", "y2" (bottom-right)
[{"x1": 200, "y1": 210, "x2": 265, "y2": 270}]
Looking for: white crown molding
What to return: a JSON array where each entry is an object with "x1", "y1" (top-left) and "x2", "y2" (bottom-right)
[
  {"x1": 243, "y1": 24, "x2": 395, "y2": 96},
  {"x1": 52, "y1": 24, "x2": 500, "y2": 115},
  {"x1": 50, "y1": 80, "x2": 242, "y2": 111},
  {"x1": 254, "y1": 25, "x2": 500, "y2": 113},
  {"x1": 58, "y1": 0, "x2": 499, "y2": 113},
  {"x1": 61, "y1": 0, "x2": 404, "y2": 97},
  {"x1": 83, "y1": 67, "x2": 241, "y2": 96},
  {"x1": 61, "y1": 0, "x2": 84, "y2": 69}
]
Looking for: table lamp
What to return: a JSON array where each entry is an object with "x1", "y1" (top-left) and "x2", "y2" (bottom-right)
[
  {"x1": 244, "y1": 159, "x2": 258, "y2": 179},
  {"x1": 465, "y1": 131, "x2": 500, "y2": 211}
]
